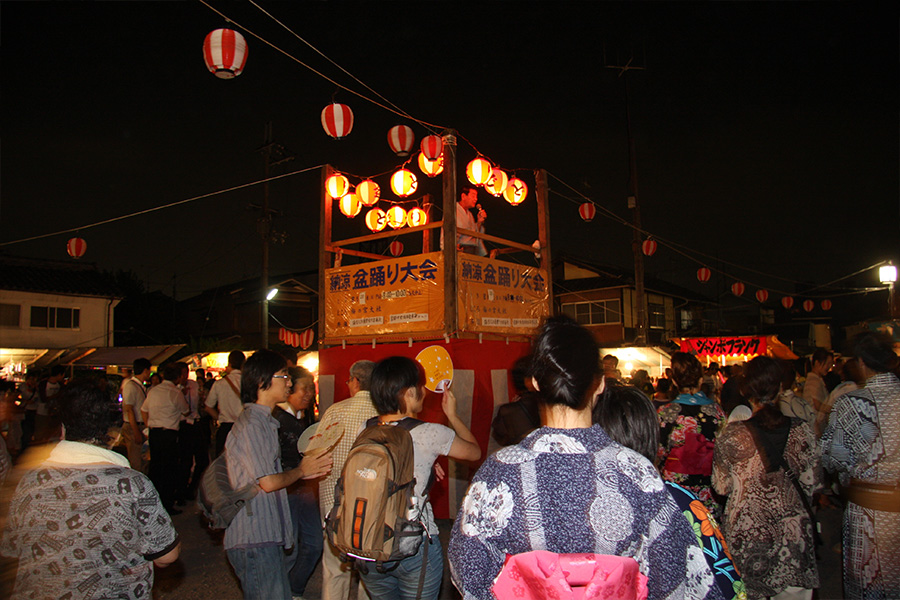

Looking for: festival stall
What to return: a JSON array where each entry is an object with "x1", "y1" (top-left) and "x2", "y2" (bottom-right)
[{"x1": 676, "y1": 335, "x2": 798, "y2": 364}]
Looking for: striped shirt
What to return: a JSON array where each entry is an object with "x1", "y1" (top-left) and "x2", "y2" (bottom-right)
[
  {"x1": 224, "y1": 402, "x2": 292, "y2": 550},
  {"x1": 317, "y1": 391, "x2": 378, "y2": 519}
]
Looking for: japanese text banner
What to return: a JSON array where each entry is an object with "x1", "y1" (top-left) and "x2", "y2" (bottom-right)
[
  {"x1": 458, "y1": 255, "x2": 550, "y2": 334},
  {"x1": 325, "y1": 252, "x2": 444, "y2": 338},
  {"x1": 680, "y1": 336, "x2": 767, "y2": 357}
]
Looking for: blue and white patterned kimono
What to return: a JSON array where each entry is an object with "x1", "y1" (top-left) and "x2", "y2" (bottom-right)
[{"x1": 449, "y1": 425, "x2": 724, "y2": 600}]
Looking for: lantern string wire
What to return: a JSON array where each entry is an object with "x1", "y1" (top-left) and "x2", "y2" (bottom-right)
[
  {"x1": 245, "y1": 0, "x2": 443, "y2": 138},
  {"x1": 545, "y1": 170, "x2": 888, "y2": 297},
  {"x1": 0, "y1": 165, "x2": 325, "y2": 247},
  {"x1": 197, "y1": 0, "x2": 448, "y2": 133}
]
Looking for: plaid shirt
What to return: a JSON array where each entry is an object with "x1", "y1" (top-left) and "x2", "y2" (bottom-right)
[{"x1": 317, "y1": 391, "x2": 377, "y2": 519}]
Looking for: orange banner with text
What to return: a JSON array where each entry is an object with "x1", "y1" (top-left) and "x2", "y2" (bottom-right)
[
  {"x1": 457, "y1": 254, "x2": 550, "y2": 334},
  {"x1": 324, "y1": 252, "x2": 444, "y2": 338}
]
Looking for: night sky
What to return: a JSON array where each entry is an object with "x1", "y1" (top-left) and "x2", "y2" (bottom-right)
[{"x1": 1, "y1": 2, "x2": 897, "y2": 303}]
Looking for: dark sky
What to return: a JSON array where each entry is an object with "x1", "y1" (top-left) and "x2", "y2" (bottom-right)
[{"x1": 1, "y1": 1, "x2": 897, "y2": 301}]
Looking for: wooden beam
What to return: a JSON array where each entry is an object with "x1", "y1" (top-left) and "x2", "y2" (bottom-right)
[
  {"x1": 536, "y1": 168, "x2": 553, "y2": 309},
  {"x1": 331, "y1": 221, "x2": 443, "y2": 248},
  {"x1": 456, "y1": 229, "x2": 537, "y2": 253},
  {"x1": 324, "y1": 246, "x2": 385, "y2": 261},
  {"x1": 318, "y1": 165, "x2": 333, "y2": 346}
]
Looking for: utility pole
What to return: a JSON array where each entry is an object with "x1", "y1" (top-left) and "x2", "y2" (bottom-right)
[
  {"x1": 255, "y1": 122, "x2": 293, "y2": 349},
  {"x1": 607, "y1": 50, "x2": 648, "y2": 346}
]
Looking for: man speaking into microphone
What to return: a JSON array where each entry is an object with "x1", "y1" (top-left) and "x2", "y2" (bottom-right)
[{"x1": 443, "y1": 186, "x2": 489, "y2": 256}]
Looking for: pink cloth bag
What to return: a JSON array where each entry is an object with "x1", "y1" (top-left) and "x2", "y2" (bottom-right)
[{"x1": 491, "y1": 551, "x2": 649, "y2": 600}]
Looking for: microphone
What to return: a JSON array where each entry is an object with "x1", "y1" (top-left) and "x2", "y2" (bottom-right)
[{"x1": 477, "y1": 203, "x2": 485, "y2": 220}]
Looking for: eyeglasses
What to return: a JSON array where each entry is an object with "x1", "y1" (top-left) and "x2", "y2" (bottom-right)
[
  {"x1": 346, "y1": 376, "x2": 357, "y2": 384},
  {"x1": 273, "y1": 375, "x2": 292, "y2": 383}
]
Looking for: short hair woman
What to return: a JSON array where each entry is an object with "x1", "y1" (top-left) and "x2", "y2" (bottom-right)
[{"x1": 359, "y1": 356, "x2": 481, "y2": 600}]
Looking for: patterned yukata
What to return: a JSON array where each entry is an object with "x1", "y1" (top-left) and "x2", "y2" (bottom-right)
[
  {"x1": 712, "y1": 418, "x2": 820, "y2": 600},
  {"x1": 657, "y1": 393, "x2": 727, "y2": 518},
  {"x1": 0, "y1": 441, "x2": 179, "y2": 600},
  {"x1": 820, "y1": 372, "x2": 900, "y2": 600},
  {"x1": 448, "y1": 425, "x2": 723, "y2": 600}
]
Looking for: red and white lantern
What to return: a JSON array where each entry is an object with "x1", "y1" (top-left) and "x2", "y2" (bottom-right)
[
  {"x1": 756, "y1": 289, "x2": 769, "y2": 303},
  {"x1": 66, "y1": 237, "x2": 87, "y2": 258},
  {"x1": 299, "y1": 328, "x2": 315, "y2": 350},
  {"x1": 339, "y1": 193, "x2": 361, "y2": 218},
  {"x1": 203, "y1": 29, "x2": 248, "y2": 79},
  {"x1": 503, "y1": 178, "x2": 528, "y2": 206},
  {"x1": 821, "y1": 299, "x2": 832, "y2": 311},
  {"x1": 420, "y1": 135, "x2": 442, "y2": 161},
  {"x1": 325, "y1": 173, "x2": 350, "y2": 199},
  {"x1": 365, "y1": 208, "x2": 387, "y2": 232},
  {"x1": 357, "y1": 180, "x2": 380, "y2": 206},
  {"x1": 579, "y1": 202, "x2": 596, "y2": 222},
  {"x1": 406, "y1": 207, "x2": 427, "y2": 228},
  {"x1": 803, "y1": 299, "x2": 815, "y2": 312},
  {"x1": 417, "y1": 152, "x2": 443, "y2": 177},
  {"x1": 781, "y1": 296, "x2": 794, "y2": 309},
  {"x1": 697, "y1": 267, "x2": 712, "y2": 283},
  {"x1": 466, "y1": 157, "x2": 492, "y2": 186},
  {"x1": 731, "y1": 282, "x2": 745, "y2": 297},
  {"x1": 484, "y1": 168, "x2": 509, "y2": 197},
  {"x1": 321, "y1": 103, "x2": 354, "y2": 139},
  {"x1": 641, "y1": 239, "x2": 657, "y2": 256},
  {"x1": 389, "y1": 240, "x2": 404, "y2": 256},
  {"x1": 390, "y1": 169, "x2": 417, "y2": 197},
  {"x1": 278, "y1": 327, "x2": 286, "y2": 342},
  {"x1": 386, "y1": 206, "x2": 407, "y2": 229},
  {"x1": 387, "y1": 125, "x2": 414, "y2": 156}
]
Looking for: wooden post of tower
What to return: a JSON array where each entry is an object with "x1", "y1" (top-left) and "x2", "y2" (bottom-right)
[{"x1": 442, "y1": 130, "x2": 459, "y2": 337}]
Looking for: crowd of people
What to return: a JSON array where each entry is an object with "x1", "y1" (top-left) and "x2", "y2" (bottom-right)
[{"x1": 0, "y1": 321, "x2": 897, "y2": 600}]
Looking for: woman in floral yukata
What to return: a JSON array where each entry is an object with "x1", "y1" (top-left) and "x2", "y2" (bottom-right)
[
  {"x1": 657, "y1": 352, "x2": 727, "y2": 518},
  {"x1": 448, "y1": 316, "x2": 722, "y2": 600}
]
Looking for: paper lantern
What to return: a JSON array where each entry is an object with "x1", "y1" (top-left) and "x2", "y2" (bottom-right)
[
  {"x1": 466, "y1": 157, "x2": 492, "y2": 185},
  {"x1": 289, "y1": 331, "x2": 299, "y2": 347},
  {"x1": 325, "y1": 173, "x2": 349, "y2": 199},
  {"x1": 417, "y1": 152, "x2": 443, "y2": 177},
  {"x1": 803, "y1": 299, "x2": 815, "y2": 312},
  {"x1": 203, "y1": 29, "x2": 248, "y2": 79},
  {"x1": 389, "y1": 240, "x2": 403, "y2": 256},
  {"x1": 579, "y1": 203, "x2": 596, "y2": 222},
  {"x1": 503, "y1": 178, "x2": 528, "y2": 205},
  {"x1": 66, "y1": 237, "x2": 87, "y2": 258},
  {"x1": 484, "y1": 168, "x2": 509, "y2": 197},
  {"x1": 756, "y1": 289, "x2": 769, "y2": 303},
  {"x1": 821, "y1": 299, "x2": 832, "y2": 311},
  {"x1": 321, "y1": 103, "x2": 354, "y2": 139},
  {"x1": 387, "y1": 125, "x2": 414, "y2": 156},
  {"x1": 299, "y1": 328, "x2": 315, "y2": 350},
  {"x1": 406, "y1": 207, "x2": 427, "y2": 228},
  {"x1": 697, "y1": 267, "x2": 712, "y2": 283},
  {"x1": 420, "y1": 135, "x2": 442, "y2": 161},
  {"x1": 278, "y1": 327, "x2": 286, "y2": 342},
  {"x1": 365, "y1": 208, "x2": 387, "y2": 232},
  {"x1": 781, "y1": 296, "x2": 794, "y2": 309},
  {"x1": 390, "y1": 169, "x2": 417, "y2": 197},
  {"x1": 357, "y1": 180, "x2": 380, "y2": 206},
  {"x1": 731, "y1": 282, "x2": 745, "y2": 297},
  {"x1": 386, "y1": 206, "x2": 407, "y2": 229},
  {"x1": 339, "y1": 192, "x2": 361, "y2": 218},
  {"x1": 641, "y1": 239, "x2": 657, "y2": 256}
]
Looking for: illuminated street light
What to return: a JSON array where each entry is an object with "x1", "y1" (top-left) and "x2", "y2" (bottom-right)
[{"x1": 267, "y1": 288, "x2": 279, "y2": 300}]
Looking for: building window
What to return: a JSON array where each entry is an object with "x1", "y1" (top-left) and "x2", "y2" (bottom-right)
[
  {"x1": 30, "y1": 306, "x2": 80, "y2": 329},
  {"x1": 0, "y1": 303, "x2": 19, "y2": 327},
  {"x1": 562, "y1": 299, "x2": 622, "y2": 325},
  {"x1": 648, "y1": 302, "x2": 666, "y2": 329}
]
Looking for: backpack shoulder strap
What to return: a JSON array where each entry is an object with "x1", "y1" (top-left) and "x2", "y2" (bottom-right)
[{"x1": 224, "y1": 374, "x2": 240, "y2": 397}]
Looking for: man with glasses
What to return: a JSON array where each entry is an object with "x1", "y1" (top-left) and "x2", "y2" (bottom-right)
[{"x1": 317, "y1": 360, "x2": 377, "y2": 600}]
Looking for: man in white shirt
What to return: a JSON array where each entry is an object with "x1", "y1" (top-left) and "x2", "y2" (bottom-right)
[
  {"x1": 204, "y1": 350, "x2": 245, "y2": 457},
  {"x1": 121, "y1": 358, "x2": 152, "y2": 471},
  {"x1": 440, "y1": 187, "x2": 494, "y2": 256},
  {"x1": 142, "y1": 362, "x2": 189, "y2": 515}
]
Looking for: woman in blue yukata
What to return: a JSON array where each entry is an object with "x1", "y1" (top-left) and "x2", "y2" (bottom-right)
[{"x1": 448, "y1": 316, "x2": 723, "y2": 600}]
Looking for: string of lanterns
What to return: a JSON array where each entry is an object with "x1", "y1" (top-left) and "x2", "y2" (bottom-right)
[{"x1": 200, "y1": 27, "x2": 835, "y2": 313}]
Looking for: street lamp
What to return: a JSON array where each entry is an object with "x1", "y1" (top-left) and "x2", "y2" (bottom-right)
[
  {"x1": 267, "y1": 288, "x2": 279, "y2": 301},
  {"x1": 880, "y1": 263, "x2": 897, "y2": 318}
]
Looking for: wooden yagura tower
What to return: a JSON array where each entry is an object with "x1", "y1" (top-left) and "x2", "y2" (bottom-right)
[{"x1": 316, "y1": 130, "x2": 552, "y2": 517}]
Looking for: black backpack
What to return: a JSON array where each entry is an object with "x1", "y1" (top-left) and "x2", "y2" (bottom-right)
[
  {"x1": 197, "y1": 452, "x2": 259, "y2": 530},
  {"x1": 325, "y1": 417, "x2": 428, "y2": 572}
]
